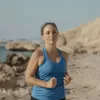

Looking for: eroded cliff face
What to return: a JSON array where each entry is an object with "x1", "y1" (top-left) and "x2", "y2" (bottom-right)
[{"x1": 57, "y1": 18, "x2": 100, "y2": 55}]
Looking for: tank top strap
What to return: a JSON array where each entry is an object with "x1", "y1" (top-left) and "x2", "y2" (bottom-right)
[
  {"x1": 42, "y1": 47, "x2": 48, "y2": 60},
  {"x1": 43, "y1": 47, "x2": 66, "y2": 64},
  {"x1": 57, "y1": 48, "x2": 66, "y2": 64}
]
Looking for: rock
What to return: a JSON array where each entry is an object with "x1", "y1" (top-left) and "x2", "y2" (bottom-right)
[
  {"x1": 16, "y1": 80, "x2": 26, "y2": 87},
  {"x1": 58, "y1": 18, "x2": 100, "y2": 54},
  {"x1": 6, "y1": 53, "x2": 17, "y2": 65},
  {"x1": 17, "y1": 53, "x2": 27, "y2": 61},
  {"x1": 5, "y1": 41, "x2": 40, "y2": 51},
  {"x1": 16, "y1": 75, "x2": 26, "y2": 87},
  {"x1": 11, "y1": 56, "x2": 19, "y2": 65},
  {"x1": 2, "y1": 88, "x2": 7, "y2": 94},
  {"x1": 57, "y1": 35, "x2": 67, "y2": 47},
  {"x1": 6, "y1": 53, "x2": 29, "y2": 66},
  {"x1": 12, "y1": 65, "x2": 26, "y2": 73},
  {"x1": 0, "y1": 64, "x2": 16, "y2": 89},
  {"x1": 7, "y1": 89, "x2": 13, "y2": 96}
]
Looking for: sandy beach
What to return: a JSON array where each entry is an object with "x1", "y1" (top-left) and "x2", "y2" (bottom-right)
[
  {"x1": 0, "y1": 53, "x2": 100, "y2": 100},
  {"x1": 65, "y1": 53, "x2": 100, "y2": 100}
]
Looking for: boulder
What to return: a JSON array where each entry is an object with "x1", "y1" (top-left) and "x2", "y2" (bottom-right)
[
  {"x1": 5, "y1": 41, "x2": 40, "y2": 51},
  {"x1": 0, "y1": 64, "x2": 16, "y2": 89}
]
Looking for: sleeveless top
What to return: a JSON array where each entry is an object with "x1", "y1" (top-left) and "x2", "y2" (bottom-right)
[{"x1": 32, "y1": 48, "x2": 67, "y2": 100}]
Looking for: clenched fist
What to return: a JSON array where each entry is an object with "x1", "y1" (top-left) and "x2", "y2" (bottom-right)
[
  {"x1": 64, "y1": 75, "x2": 72, "y2": 85},
  {"x1": 46, "y1": 77, "x2": 57, "y2": 88}
]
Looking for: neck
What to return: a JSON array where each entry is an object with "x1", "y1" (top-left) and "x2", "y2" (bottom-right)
[{"x1": 44, "y1": 43, "x2": 58, "y2": 54}]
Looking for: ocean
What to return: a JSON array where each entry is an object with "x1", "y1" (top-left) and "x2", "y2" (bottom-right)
[
  {"x1": 0, "y1": 46, "x2": 32, "y2": 62},
  {"x1": 0, "y1": 39, "x2": 43, "y2": 62},
  {"x1": 0, "y1": 46, "x2": 7, "y2": 62}
]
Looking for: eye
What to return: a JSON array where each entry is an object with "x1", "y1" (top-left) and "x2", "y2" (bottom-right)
[
  {"x1": 46, "y1": 31, "x2": 50, "y2": 35},
  {"x1": 52, "y1": 31, "x2": 57, "y2": 34}
]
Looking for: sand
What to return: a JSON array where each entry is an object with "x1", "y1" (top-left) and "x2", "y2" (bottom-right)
[
  {"x1": 65, "y1": 53, "x2": 100, "y2": 100},
  {"x1": 0, "y1": 53, "x2": 100, "y2": 100}
]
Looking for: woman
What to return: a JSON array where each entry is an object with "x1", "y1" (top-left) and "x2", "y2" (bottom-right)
[{"x1": 25, "y1": 22, "x2": 72, "y2": 100}]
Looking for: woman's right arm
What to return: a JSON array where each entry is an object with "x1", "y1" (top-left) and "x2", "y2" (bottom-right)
[
  {"x1": 25, "y1": 48, "x2": 57, "y2": 88},
  {"x1": 25, "y1": 48, "x2": 47, "y2": 88}
]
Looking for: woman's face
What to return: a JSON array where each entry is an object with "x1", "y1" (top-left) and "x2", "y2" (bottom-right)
[{"x1": 42, "y1": 25, "x2": 59, "y2": 45}]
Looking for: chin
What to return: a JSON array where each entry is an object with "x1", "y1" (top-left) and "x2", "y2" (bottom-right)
[{"x1": 49, "y1": 40, "x2": 57, "y2": 45}]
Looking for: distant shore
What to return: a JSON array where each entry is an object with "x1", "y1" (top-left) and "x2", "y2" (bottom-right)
[{"x1": 0, "y1": 42, "x2": 6, "y2": 47}]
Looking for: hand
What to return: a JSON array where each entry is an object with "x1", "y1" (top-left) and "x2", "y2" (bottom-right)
[
  {"x1": 64, "y1": 75, "x2": 72, "y2": 85},
  {"x1": 46, "y1": 77, "x2": 57, "y2": 88}
]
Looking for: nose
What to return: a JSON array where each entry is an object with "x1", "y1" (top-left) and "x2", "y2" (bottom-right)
[{"x1": 50, "y1": 32, "x2": 54, "y2": 36}]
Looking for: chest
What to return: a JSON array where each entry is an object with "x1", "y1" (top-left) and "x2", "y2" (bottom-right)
[{"x1": 37, "y1": 59, "x2": 66, "y2": 76}]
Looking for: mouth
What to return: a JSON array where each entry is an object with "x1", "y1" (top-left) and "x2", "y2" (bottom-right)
[
  {"x1": 50, "y1": 37, "x2": 56, "y2": 40},
  {"x1": 50, "y1": 39, "x2": 56, "y2": 41}
]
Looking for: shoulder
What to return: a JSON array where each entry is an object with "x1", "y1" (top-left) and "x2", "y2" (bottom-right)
[
  {"x1": 31, "y1": 47, "x2": 43, "y2": 59},
  {"x1": 31, "y1": 47, "x2": 44, "y2": 66},
  {"x1": 35, "y1": 47, "x2": 43, "y2": 55},
  {"x1": 58, "y1": 49, "x2": 68, "y2": 61}
]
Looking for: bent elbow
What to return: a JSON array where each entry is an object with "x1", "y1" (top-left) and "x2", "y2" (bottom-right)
[{"x1": 25, "y1": 75, "x2": 31, "y2": 85}]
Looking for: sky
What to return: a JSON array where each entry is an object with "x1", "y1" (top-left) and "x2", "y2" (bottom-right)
[{"x1": 0, "y1": 0, "x2": 100, "y2": 40}]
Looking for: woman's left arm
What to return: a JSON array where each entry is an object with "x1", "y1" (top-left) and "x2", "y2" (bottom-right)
[{"x1": 62, "y1": 51, "x2": 72, "y2": 85}]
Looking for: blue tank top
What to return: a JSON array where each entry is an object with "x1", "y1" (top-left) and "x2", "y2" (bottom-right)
[{"x1": 32, "y1": 48, "x2": 67, "y2": 100}]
